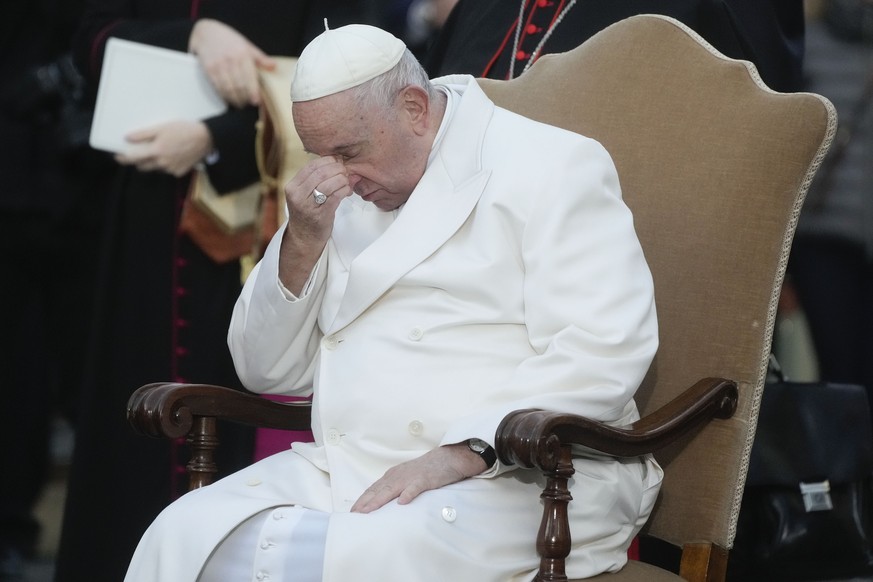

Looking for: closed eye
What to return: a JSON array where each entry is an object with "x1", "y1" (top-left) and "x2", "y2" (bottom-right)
[{"x1": 332, "y1": 142, "x2": 364, "y2": 161}]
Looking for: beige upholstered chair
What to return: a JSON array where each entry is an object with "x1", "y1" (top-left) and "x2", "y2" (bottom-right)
[{"x1": 128, "y1": 14, "x2": 836, "y2": 582}]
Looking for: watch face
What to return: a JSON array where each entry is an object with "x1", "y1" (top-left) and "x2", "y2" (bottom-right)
[{"x1": 468, "y1": 439, "x2": 487, "y2": 453}]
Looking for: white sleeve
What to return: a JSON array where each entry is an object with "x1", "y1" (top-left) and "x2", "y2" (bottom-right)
[{"x1": 227, "y1": 225, "x2": 327, "y2": 395}]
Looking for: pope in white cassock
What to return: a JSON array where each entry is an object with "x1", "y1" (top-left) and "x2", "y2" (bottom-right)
[{"x1": 123, "y1": 23, "x2": 663, "y2": 582}]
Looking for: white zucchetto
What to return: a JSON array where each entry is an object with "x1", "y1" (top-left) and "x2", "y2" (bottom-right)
[{"x1": 289, "y1": 23, "x2": 406, "y2": 103}]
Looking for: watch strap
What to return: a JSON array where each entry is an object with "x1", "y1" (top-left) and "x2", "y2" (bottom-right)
[{"x1": 467, "y1": 438, "x2": 497, "y2": 469}]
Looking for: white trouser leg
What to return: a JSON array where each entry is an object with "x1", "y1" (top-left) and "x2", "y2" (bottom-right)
[{"x1": 197, "y1": 506, "x2": 328, "y2": 582}]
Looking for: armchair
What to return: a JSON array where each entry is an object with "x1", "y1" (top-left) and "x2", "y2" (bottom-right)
[{"x1": 128, "y1": 15, "x2": 835, "y2": 582}]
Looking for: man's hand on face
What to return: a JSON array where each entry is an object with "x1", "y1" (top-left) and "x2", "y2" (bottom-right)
[
  {"x1": 350, "y1": 443, "x2": 488, "y2": 514},
  {"x1": 285, "y1": 155, "x2": 354, "y2": 243},
  {"x1": 278, "y1": 155, "x2": 354, "y2": 294}
]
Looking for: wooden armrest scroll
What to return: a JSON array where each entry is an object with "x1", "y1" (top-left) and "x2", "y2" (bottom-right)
[
  {"x1": 127, "y1": 383, "x2": 313, "y2": 490},
  {"x1": 495, "y1": 377, "x2": 737, "y2": 469},
  {"x1": 494, "y1": 377, "x2": 737, "y2": 582},
  {"x1": 127, "y1": 382, "x2": 313, "y2": 439}
]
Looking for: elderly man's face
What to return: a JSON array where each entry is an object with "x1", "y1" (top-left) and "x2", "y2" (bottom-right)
[{"x1": 293, "y1": 89, "x2": 429, "y2": 211}]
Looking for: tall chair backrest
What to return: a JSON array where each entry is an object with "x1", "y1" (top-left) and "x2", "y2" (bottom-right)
[{"x1": 478, "y1": 14, "x2": 835, "y2": 553}]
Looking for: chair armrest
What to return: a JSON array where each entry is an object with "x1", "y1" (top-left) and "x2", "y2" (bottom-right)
[
  {"x1": 495, "y1": 377, "x2": 738, "y2": 470},
  {"x1": 127, "y1": 382, "x2": 312, "y2": 439},
  {"x1": 495, "y1": 377, "x2": 737, "y2": 580}
]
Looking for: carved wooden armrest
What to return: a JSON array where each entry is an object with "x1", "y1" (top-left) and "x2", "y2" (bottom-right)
[
  {"x1": 494, "y1": 377, "x2": 738, "y2": 582},
  {"x1": 127, "y1": 382, "x2": 312, "y2": 489}
]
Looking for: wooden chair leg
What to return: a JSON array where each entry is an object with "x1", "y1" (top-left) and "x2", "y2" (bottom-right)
[
  {"x1": 536, "y1": 445, "x2": 575, "y2": 582},
  {"x1": 678, "y1": 542, "x2": 728, "y2": 582},
  {"x1": 186, "y1": 416, "x2": 219, "y2": 490}
]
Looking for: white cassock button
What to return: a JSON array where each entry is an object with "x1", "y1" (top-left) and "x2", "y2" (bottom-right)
[
  {"x1": 260, "y1": 540, "x2": 271, "y2": 550},
  {"x1": 322, "y1": 336, "x2": 339, "y2": 350},
  {"x1": 326, "y1": 429, "x2": 342, "y2": 445},
  {"x1": 408, "y1": 420, "x2": 424, "y2": 436},
  {"x1": 408, "y1": 327, "x2": 424, "y2": 341},
  {"x1": 256, "y1": 571, "x2": 269, "y2": 581},
  {"x1": 272, "y1": 510, "x2": 285, "y2": 520},
  {"x1": 246, "y1": 478, "x2": 262, "y2": 486},
  {"x1": 441, "y1": 506, "x2": 457, "y2": 522}
]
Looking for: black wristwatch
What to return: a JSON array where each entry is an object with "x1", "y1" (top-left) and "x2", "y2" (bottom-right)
[{"x1": 467, "y1": 438, "x2": 497, "y2": 469}]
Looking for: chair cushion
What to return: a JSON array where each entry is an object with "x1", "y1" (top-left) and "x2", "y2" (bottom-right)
[{"x1": 578, "y1": 560, "x2": 683, "y2": 581}]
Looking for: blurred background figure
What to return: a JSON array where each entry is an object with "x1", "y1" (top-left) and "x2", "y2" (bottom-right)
[
  {"x1": 54, "y1": 3, "x2": 376, "y2": 582},
  {"x1": 423, "y1": 0, "x2": 805, "y2": 93},
  {"x1": 788, "y1": 0, "x2": 873, "y2": 389},
  {"x1": 0, "y1": 0, "x2": 111, "y2": 579},
  {"x1": 381, "y1": 0, "x2": 459, "y2": 58}
]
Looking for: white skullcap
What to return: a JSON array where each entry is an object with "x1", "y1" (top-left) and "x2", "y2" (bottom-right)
[{"x1": 290, "y1": 23, "x2": 406, "y2": 102}]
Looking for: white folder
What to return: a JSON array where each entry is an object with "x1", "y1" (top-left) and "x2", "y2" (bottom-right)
[{"x1": 89, "y1": 38, "x2": 227, "y2": 154}]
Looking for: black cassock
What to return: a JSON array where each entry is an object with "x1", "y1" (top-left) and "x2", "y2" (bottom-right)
[{"x1": 425, "y1": 0, "x2": 804, "y2": 93}]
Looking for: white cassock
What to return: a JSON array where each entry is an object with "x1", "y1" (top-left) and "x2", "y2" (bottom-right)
[{"x1": 124, "y1": 75, "x2": 663, "y2": 582}]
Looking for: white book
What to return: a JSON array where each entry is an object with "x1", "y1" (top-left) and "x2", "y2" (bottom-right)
[{"x1": 89, "y1": 37, "x2": 227, "y2": 154}]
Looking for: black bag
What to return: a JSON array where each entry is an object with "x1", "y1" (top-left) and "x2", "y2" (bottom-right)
[{"x1": 728, "y1": 357, "x2": 873, "y2": 580}]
